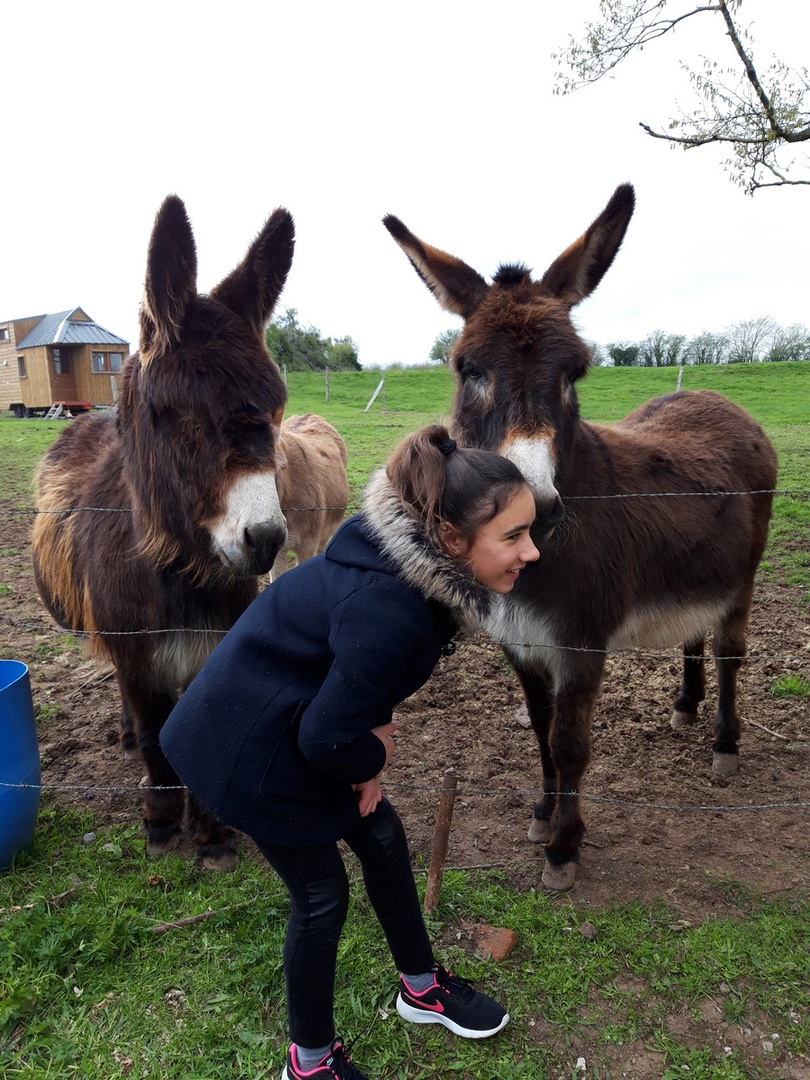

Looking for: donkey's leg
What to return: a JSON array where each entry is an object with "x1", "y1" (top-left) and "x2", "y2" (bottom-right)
[
  {"x1": 711, "y1": 605, "x2": 749, "y2": 778},
  {"x1": 118, "y1": 701, "x2": 143, "y2": 761},
  {"x1": 515, "y1": 669, "x2": 557, "y2": 845},
  {"x1": 542, "y1": 684, "x2": 600, "y2": 890},
  {"x1": 671, "y1": 634, "x2": 706, "y2": 730},
  {"x1": 117, "y1": 674, "x2": 185, "y2": 854},
  {"x1": 187, "y1": 796, "x2": 239, "y2": 872}
]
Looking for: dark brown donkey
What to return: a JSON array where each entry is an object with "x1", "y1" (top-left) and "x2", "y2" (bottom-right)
[
  {"x1": 385, "y1": 185, "x2": 777, "y2": 890},
  {"x1": 32, "y1": 195, "x2": 294, "y2": 868}
]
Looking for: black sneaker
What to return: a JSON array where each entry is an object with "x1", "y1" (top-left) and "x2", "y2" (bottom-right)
[
  {"x1": 396, "y1": 965, "x2": 509, "y2": 1039},
  {"x1": 281, "y1": 1039, "x2": 370, "y2": 1080}
]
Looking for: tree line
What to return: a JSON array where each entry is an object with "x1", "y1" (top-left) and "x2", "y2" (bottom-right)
[
  {"x1": 429, "y1": 318, "x2": 810, "y2": 368},
  {"x1": 598, "y1": 317, "x2": 810, "y2": 367}
]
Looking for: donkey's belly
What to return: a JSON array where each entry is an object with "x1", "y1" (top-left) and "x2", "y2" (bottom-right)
[
  {"x1": 608, "y1": 599, "x2": 729, "y2": 651},
  {"x1": 487, "y1": 593, "x2": 730, "y2": 683}
]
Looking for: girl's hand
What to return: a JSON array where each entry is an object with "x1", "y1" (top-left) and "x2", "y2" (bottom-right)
[
  {"x1": 371, "y1": 720, "x2": 397, "y2": 770},
  {"x1": 353, "y1": 777, "x2": 383, "y2": 817}
]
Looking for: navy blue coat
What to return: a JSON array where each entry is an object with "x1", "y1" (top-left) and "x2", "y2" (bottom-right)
[{"x1": 160, "y1": 510, "x2": 466, "y2": 846}]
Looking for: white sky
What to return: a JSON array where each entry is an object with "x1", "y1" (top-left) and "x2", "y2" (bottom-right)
[{"x1": 2, "y1": 0, "x2": 808, "y2": 368}]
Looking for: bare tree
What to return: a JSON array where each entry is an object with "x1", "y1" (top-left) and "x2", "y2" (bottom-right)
[
  {"x1": 766, "y1": 323, "x2": 810, "y2": 362},
  {"x1": 683, "y1": 330, "x2": 728, "y2": 364},
  {"x1": 638, "y1": 329, "x2": 686, "y2": 366},
  {"x1": 553, "y1": 0, "x2": 810, "y2": 193},
  {"x1": 725, "y1": 315, "x2": 776, "y2": 362}
]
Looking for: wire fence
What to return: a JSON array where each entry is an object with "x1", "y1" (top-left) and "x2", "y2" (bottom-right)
[
  {"x1": 1, "y1": 777, "x2": 808, "y2": 814},
  {"x1": 1, "y1": 486, "x2": 809, "y2": 520}
]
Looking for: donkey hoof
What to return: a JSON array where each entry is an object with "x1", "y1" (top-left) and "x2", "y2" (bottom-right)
[
  {"x1": 670, "y1": 710, "x2": 697, "y2": 730},
  {"x1": 712, "y1": 751, "x2": 739, "y2": 777},
  {"x1": 541, "y1": 859, "x2": 577, "y2": 891},
  {"x1": 122, "y1": 745, "x2": 144, "y2": 762},
  {"x1": 528, "y1": 817, "x2": 550, "y2": 844},
  {"x1": 199, "y1": 850, "x2": 239, "y2": 872},
  {"x1": 196, "y1": 840, "x2": 239, "y2": 871},
  {"x1": 146, "y1": 831, "x2": 180, "y2": 856}
]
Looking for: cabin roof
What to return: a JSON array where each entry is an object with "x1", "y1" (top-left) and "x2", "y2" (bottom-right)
[{"x1": 15, "y1": 308, "x2": 129, "y2": 350}]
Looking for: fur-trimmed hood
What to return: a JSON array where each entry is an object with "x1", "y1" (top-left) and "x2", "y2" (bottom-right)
[{"x1": 358, "y1": 469, "x2": 492, "y2": 629}]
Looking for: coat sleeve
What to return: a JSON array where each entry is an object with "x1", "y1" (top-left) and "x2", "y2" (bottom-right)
[{"x1": 296, "y1": 579, "x2": 434, "y2": 783}]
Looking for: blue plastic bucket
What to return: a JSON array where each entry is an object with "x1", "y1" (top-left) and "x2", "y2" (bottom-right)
[{"x1": 0, "y1": 660, "x2": 41, "y2": 870}]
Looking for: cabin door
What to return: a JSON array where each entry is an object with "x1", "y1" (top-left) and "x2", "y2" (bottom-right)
[{"x1": 51, "y1": 348, "x2": 78, "y2": 402}]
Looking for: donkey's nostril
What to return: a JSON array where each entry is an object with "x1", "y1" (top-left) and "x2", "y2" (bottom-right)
[
  {"x1": 537, "y1": 496, "x2": 565, "y2": 534},
  {"x1": 549, "y1": 496, "x2": 565, "y2": 525},
  {"x1": 243, "y1": 521, "x2": 288, "y2": 570}
]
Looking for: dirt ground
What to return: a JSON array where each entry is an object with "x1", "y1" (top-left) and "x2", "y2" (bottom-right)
[{"x1": 2, "y1": 501, "x2": 809, "y2": 1078}]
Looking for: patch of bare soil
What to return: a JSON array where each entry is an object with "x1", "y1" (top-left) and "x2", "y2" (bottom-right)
[{"x1": 2, "y1": 502, "x2": 809, "y2": 1078}]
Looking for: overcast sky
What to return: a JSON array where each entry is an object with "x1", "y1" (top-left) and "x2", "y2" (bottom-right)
[{"x1": 2, "y1": 0, "x2": 808, "y2": 368}]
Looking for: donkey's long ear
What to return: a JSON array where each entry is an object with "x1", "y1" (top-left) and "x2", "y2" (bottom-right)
[
  {"x1": 211, "y1": 209, "x2": 295, "y2": 337},
  {"x1": 140, "y1": 195, "x2": 198, "y2": 358},
  {"x1": 383, "y1": 215, "x2": 489, "y2": 319},
  {"x1": 538, "y1": 184, "x2": 635, "y2": 309}
]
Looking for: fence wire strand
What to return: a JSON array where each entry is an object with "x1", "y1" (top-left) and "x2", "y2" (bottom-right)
[
  {"x1": 1, "y1": 486, "x2": 808, "y2": 519},
  {"x1": 0, "y1": 615, "x2": 806, "y2": 663},
  {"x1": 1, "y1": 777, "x2": 808, "y2": 813}
]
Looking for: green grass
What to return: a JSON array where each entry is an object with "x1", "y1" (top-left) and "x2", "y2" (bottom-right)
[
  {"x1": 280, "y1": 366, "x2": 454, "y2": 501},
  {"x1": 769, "y1": 673, "x2": 810, "y2": 700},
  {"x1": 0, "y1": 421, "x2": 67, "y2": 504},
  {"x1": 576, "y1": 361, "x2": 810, "y2": 427},
  {"x1": 2, "y1": 810, "x2": 808, "y2": 1079}
]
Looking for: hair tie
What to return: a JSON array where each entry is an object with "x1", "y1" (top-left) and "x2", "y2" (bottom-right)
[{"x1": 439, "y1": 439, "x2": 457, "y2": 457}]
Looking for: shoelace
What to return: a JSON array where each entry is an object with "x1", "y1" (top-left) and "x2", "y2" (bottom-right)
[
  {"x1": 436, "y1": 968, "x2": 477, "y2": 1001},
  {"x1": 329, "y1": 1040, "x2": 361, "y2": 1079}
]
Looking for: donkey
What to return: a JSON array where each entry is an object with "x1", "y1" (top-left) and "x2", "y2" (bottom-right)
[
  {"x1": 272, "y1": 413, "x2": 349, "y2": 577},
  {"x1": 32, "y1": 195, "x2": 294, "y2": 869},
  {"x1": 384, "y1": 184, "x2": 777, "y2": 890}
]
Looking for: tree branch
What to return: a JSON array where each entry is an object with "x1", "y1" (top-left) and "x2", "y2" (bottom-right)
[
  {"x1": 554, "y1": 0, "x2": 809, "y2": 193},
  {"x1": 639, "y1": 122, "x2": 773, "y2": 148},
  {"x1": 553, "y1": 3, "x2": 721, "y2": 90}
]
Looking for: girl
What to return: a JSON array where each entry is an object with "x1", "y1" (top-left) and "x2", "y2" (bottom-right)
[{"x1": 160, "y1": 423, "x2": 539, "y2": 1080}]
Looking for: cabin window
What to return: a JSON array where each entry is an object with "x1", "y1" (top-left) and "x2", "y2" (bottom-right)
[
  {"x1": 0, "y1": 328, "x2": 9, "y2": 341},
  {"x1": 17, "y1": 356, "x2": 27, "y2": 378},
  {"x1": 92, "y1": 351, "x2": 124, "y2": 373},
  {"x1": 52, "y1": 348, "x2": 71, "y2": 375}
]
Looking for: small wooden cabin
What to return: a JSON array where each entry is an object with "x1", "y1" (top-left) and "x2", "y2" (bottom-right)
[{"x1": 0, "y1": 308, "x2": 130, "y2": 417}]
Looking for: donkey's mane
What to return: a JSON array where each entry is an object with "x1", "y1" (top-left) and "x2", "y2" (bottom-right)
[{"x1": 492, "y1": 263, "x2": 533, "y2": 287}]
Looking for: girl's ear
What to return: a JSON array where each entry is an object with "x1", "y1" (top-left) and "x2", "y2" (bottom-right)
[{"x1": 441, "y1": 522, "x2": 465, "y2": 557}]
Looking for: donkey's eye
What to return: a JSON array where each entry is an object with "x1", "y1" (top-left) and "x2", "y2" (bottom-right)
[
  {"x1": 465, "y1": 363, "x2": 485, "y2": 382},
  {"x1": 226, "y1": 418, "x2": 272, "y2": 461}
]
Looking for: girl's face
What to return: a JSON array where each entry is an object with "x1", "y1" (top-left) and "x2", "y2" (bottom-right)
[{"x1": 444, "y1": 485, "x2": 540, "y2": 593}]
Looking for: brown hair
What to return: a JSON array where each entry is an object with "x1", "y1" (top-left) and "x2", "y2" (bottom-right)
[{"x1": 385, "y1": 424, "x2": 528, "y2": 552}]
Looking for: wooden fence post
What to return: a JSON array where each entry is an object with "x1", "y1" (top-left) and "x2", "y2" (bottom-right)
[{"x1": 423, "y1": 772, "x2": 457, "y2": 913}]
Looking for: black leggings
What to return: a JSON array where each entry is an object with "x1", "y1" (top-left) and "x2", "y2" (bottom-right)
[{"x1": 255, "y1": 798, "x2": 435, "y2": 1047}]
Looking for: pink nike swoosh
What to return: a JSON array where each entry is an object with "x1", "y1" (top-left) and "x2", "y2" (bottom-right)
[{"x1": 409, "y1": 996, "x2": 444, "y2": 1013}]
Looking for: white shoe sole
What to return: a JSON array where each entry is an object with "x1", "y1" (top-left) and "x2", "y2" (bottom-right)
[{"x1": 396, "y1": 993, "x2": 509, "y2": 1039}]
